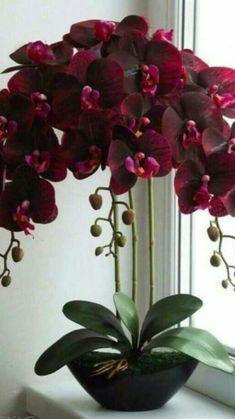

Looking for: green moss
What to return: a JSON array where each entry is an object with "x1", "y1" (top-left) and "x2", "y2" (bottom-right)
[{"x1": 76, "y1": 351, "x2": 192, "y2": 376}]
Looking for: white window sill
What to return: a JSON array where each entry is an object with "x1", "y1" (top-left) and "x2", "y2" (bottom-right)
[{"x1": 26, "y1": 380, "x2": 235, "y2": 419}]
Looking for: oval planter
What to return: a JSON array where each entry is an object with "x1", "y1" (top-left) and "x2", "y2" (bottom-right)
[{"x1": 68, "y1": 353, "x2": 198, "y2": 411}]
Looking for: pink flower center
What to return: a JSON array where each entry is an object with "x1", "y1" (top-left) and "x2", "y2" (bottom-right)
[
  {"x1": 75, "y1": 145, "x2": 101, "y2": 176},
  {"x1": 152, "y1": 28, "x2": 174, "y2": 42},
  {"x1": 182, "y1": 120, "x2": 201, "y2": 149},
  {"x1": 94, "y1": 20, "x2": 116, "y2": 43},
  {"x1": 140, "y1": 64, "x2": 159, "y2": 97},
  {"x1": 193, "y1": 174, "x2": 211, "y2": 210},
  {"x1": 0, "y1": 115, "x2": 17, "y2": 142},
  {"x1": 25, "y1": 150, "x2": 51, "y2": 174},
  {"x1": 125, "y1": 152, "x2": 160, "y2": 178},
  {"x1": 208, "y1": 84, "x2": 235, "y2": 109},
  {"x1": 81, "y1": 86, "x2": 100, "y2": 110},
  {"x1": 26, "y1": 41, "x2": 55, "y2": 64},
  {"x1": 129, "y1": 116, "x2": 150, "y2": 133},
  {"x1": 12, "y1": 200, "x2": 35, "y2": 235},
  {"x1": 31, "y1": 92, "x2": 51, "y2": 119}
]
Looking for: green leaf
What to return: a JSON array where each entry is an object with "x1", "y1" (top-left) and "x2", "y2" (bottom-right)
[
  {"x1": 63, "y1": 300, "x2": 130, "y2": 345},
  {"x1": 144, "y1": 327, "x2": 234, "y2": 374},
  {"x1": 113, "y1": 292, "x2": 139, "y2": 348},
  {"x1": 35, "y1": 329, "x2": 121, "y2": 376},
  {"x1": 140, "y1": 294, "x2": 202, "y2": 346}
]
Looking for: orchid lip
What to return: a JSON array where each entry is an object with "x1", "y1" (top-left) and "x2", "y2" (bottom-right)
[
  {"x1": 193, "y1": 185, "x2": 211, "y2": 210},
  {"x1": 25, "y1": 150, "x2": 51, "y2": 174},
  {"x1": 81, "y1": 85, "x2": 100, "y2": 110},
  {"x1": 214, "y1": 93, "x2": 235, "y2": 109},
  {"x1": 182, "y1": 119, "x2": 201, "y2": 149},
  {"x1": 140, "y1": 64, "x2": 159, "y2": 97},
  {"x1": 12, "y1": 200, "x2": 35, "y2": 235},
  {"x1": 26, "y1": 41, "x2": 55, "y2": 63},
  {"x1": 0, "y1": 115, "x2": 17, "y2": 141},
  {"x1": 125, "y1": 154, "x2": 160, "y2": 178},
  {"x1": 75, "y1": 145, "x2": 101, "y2": 176}
]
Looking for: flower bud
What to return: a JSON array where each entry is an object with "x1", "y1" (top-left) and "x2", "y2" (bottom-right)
[
  {"x1": 95, "y1": 246, "x2": 103, "y2": 256},
  {"x1": 122, "y1": 209, "x2": 135, "y2": 225},
  {"x1": 207, "y1": 226, "x2": 219, "y2": 242},
  {"x1": 90, "y1": 224, "x2": 102, "y2": 237},
  {"x1": 89, "y1": 194, "x2": 103, "y2": 210},
  {"x1": 210, "y1": 253, "x2": 221, "y2": 267},
  {"x1": 12, "y1": 246, "x2": 24, "y2": 262},
  {"x1": 115, "y1": 234, "x2": 127, "y2": 247},
  {"x1": 221, "y1": 279, "x2": 229, "y2": 289},
  {"x1": 1, "y1": 275, "x2": 12, "y2": 287}
]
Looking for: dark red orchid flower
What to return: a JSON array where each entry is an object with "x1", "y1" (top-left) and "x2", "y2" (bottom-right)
[
  {"x1": 63, "y1": 15, "x2": 148, "y2": 49},
  {"x1": 198, "y1": 67, "x2": 235, "y2": 118},
  {"x1": 108, "y1": 125, "x2": 172, "y2": 194},
  {"x1": 64, "y1": 19, "x2": 116, "y2": 48},
  {"x1": 162, "y1": 92, "x2": 225, "y2": 165},
  {"x1": 3, "y1": 41, "x2": 73, "y2": 74},
  {"x1": 2, "y1": 121, "x2": 67, "y2": 182},
  {"x1": 181, "y1": 49, "x2": 208, "y2": 89},
  {"x1": 181, "y1": 57, "x2": 235, "y2": 118},
  {"x1": 0, "y1": 165, "x2": 57, "y2": 234},
  {"x1": 109, "y1": 29, "x2": 183, "y2": 99},
  {"x1": 201, "y1": 123, "x2": 235, "y2": 157},
  {"x1": 121, "y1": 92, "x2": 166, "y2": 134},
  {"x1": 61, "y1": 109, "x2": 113, "y2": 179},
  {"x1": 50, "y1": 56, "x2": 124, "y2": 130},
  {"x1": 8, "y1": 68, "x2": 52, "y2": 120},
  {"x1": 0, "y1": 89, "x2": 35, "y2": 142},
  {"x1": 174, "y1": 150, "x2": 235, "y2": 215}
]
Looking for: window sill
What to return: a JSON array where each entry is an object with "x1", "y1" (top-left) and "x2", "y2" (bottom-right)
[{"x1": 26, "y1": 380, "x2": 235, "y2": 419}]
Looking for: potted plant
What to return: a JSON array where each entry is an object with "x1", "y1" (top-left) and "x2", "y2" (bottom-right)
[{"x1": 0, "y1": 15, "x2": 234, "y2": 411}]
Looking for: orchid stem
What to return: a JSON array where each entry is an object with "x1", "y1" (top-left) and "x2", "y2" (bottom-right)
[
  {"x1": 113, "y1": 194, "x2": 121, "y2": 293},
  {"x1": 148, "y1": 179, "x2": 155, "y2": 307},
  {"x1": 128, "y1": 190, "x2": 138, "y2": 304}
]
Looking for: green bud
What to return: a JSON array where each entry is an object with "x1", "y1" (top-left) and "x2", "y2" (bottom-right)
[
  {"x1": 1, "y1": 275, "x2": 12, "y2": 287},
  {"x1": 89, "y1": 194, "x2": 103, "y2": 210},
  {"x1": 210, "y1": 253, "x2": 221, "y2": 267},
  {"x1": 90, "y1": 224, "x2": 102, "y2": 237},
  {"x1": 221, "y1": 279, "x2": 229, "y2": 289},
  {"x1": 115, "y1": 234, "x2": 127, "y2": 247},
  {"x1": 95, "y1": 247, "x2": 104, "y2": 256}
]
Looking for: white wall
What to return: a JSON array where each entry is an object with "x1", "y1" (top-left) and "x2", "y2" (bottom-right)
[{"x1": 0, "y1": 1, "x2": 147, "y2": 415}]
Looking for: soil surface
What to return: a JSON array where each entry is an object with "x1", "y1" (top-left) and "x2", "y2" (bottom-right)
[{"x1": 75, "y1": 351, "x2": 192, "y2": 376}]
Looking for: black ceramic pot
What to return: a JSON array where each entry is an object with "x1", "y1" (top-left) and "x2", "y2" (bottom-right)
[{"x1": 68, "y1": 354, "x2": 198, "y2": 411}]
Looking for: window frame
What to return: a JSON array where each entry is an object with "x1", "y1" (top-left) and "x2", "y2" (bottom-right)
[{"x1": 150, "y1": 0, "x2": 235, "y2": 409}]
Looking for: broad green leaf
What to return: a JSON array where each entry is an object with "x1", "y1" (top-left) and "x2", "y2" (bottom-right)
[
  {"x1": 35, "y1": 329, "x2": 121, "y2": 376},
  {"x1": 144, "y1": 327, "x2": 234, "y2": 374},
  {"x1": 140, "y1": 294, "x2": 202, "y2": 346},
  {"x1": 113, "y1": 292, "x2": 139, "y2": 348},
  {"x1": 63, "y1": 300, "x2": 130, "y2": 345}
]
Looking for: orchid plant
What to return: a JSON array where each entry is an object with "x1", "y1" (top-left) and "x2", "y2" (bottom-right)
[{"x1": 0, "y1": 15, "x2": 234, "y2": 375}]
